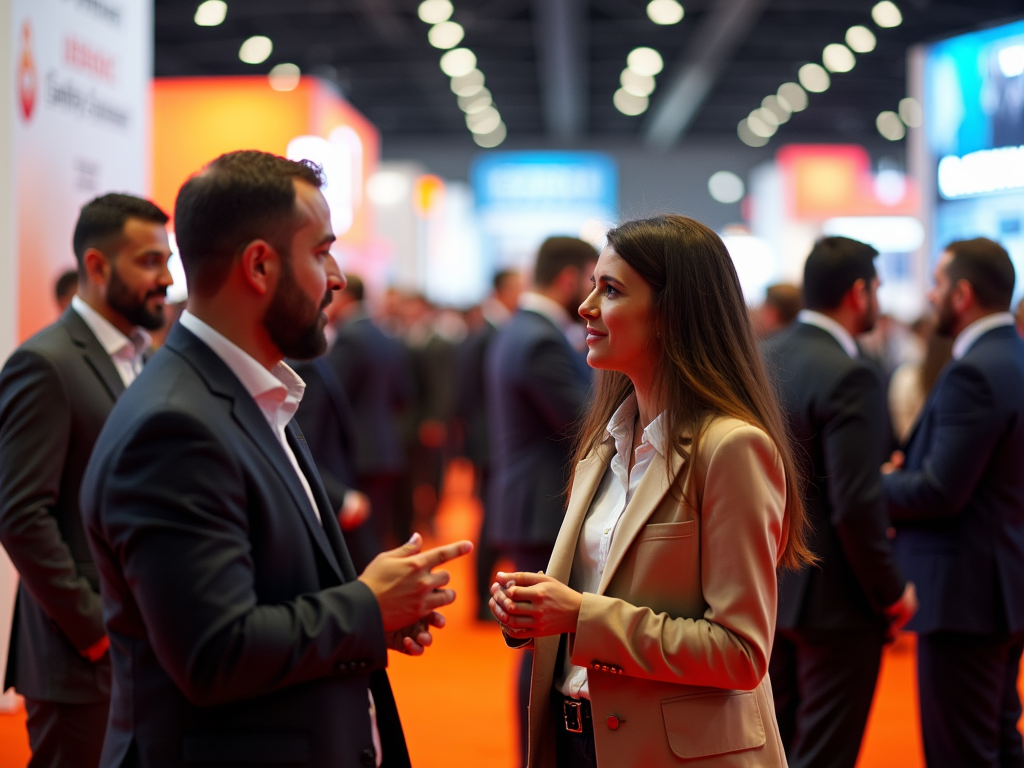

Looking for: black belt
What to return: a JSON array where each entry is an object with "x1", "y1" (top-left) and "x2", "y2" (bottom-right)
[{"x1": 555, "y1": 692, "x2": 593, "y2": 734}]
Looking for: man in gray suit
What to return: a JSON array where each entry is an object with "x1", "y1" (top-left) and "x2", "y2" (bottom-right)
[{"x1": 0, "y1": 193, "x2": 173, "y2": 767}]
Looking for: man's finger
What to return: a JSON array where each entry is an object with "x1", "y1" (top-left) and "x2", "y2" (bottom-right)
[
  {"x1": 425, "y1": 611, "x2": 445, "y2": 628},
  {"x1": 424, "y1": 588, "x2": 457, "y2": 610},
  {"x1": 390, "y1": 532, "x2": 423, "y2": 558},
  {"x1": 424, "y1": 570, "x2": 451, "y2": 590},
  {"x1": 419, "y1": 540, "x2": 474, "y2": 570},
  {"x1": 416, "y1": 630, "x2": 433, "y2": 647},
  {"x1": 402, "y1": 636, "x2": 425, "y2": 656}
]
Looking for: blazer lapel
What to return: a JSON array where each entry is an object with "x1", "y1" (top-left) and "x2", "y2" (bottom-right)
[
  {"x1": 547, "y1": 441, "x2": 615, "y2": 584},
  {"x1": 597, "y1": 447, "x2": 688, "y2": 595},
  {"x1": 64, "y1": 309, "x2": 125, "y2": 400}
]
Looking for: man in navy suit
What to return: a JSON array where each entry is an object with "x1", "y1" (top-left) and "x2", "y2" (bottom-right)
[
  {"x1": 81, "y1": 151, "x2": 471, "y2": 768},
  {"x1": 883, "y1": 237, "x2": 1024, "y2": 768}
]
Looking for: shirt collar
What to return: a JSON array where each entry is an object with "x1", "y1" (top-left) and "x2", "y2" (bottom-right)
[
  {"x1": 518, "y1": 291, "x2": 574, "y2": 336},
  {"x1": 604, "y1": 393, "x2": 667, "y2": 459},
  {"x1": 179, "y1": 311, "x2": 305, "y2": 411},
  {"x1": 71, "y1": 295, "x2": 150, "y2": 359},
  {"x1": 952, "y1": 312, "x2": 1016, "y2": 360},
  {"x1": 798, "y1": 309, "x2": 859, "y2": 359}
]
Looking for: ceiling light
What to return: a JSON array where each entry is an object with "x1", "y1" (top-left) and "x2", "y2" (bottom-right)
[
  {"x1": 613, "y1": 88, "x2": 649, "y2": 116},
  {"x1": 450, "y1": 69, "x2": 485, "y2": 97},
  {"x1": 998, "y1": 45, "x2": 1024, "y2": 78},
  {"x1": 474, "y1": 121, "x2": 507, "y2": 148},
  {"x1": 872, "y1": 1, "x2": 902, "y2": 28},
  {"x1": 708, "y1": 171, "x2": 745, "y2": 204},
  {"x1": 194, "y1": 0, "x2": 227, "y2": 26},
  {"x1": 751, "y1": 107, "x2": 779, "y2": 129},
  {"x1": 738, "y1": 119, "x2": 769, "y2": 147},
  {"x1": 418, "y1": 0, "x2": 453, "y2": 24},
  {"x1": 458, "y1": 88, "x2": 492, "y2": 113},
  {"x1": 898, "y1": 97, "x2": 922, "y2": 128},
  {"x1": 876, "y1": 110, "x2": 906, "y2": 140},
  {"x1": 777, "y1": 82, "x2": 808, "y2": 112},
  {"x1": 798, "y1": 63, "x2": 830, "y2": 93},
  {"x1": 467, "y1": 106, "x2": 502, "y2": 134},
  {"x1": 440, "y1": 48, "x2": 477, "y2": 77},
  {"x1": 268, "y1": 62, "x2": 300, "y2": 91},
  {"x1": 367, "y1": 171, "x2": 411, "y2": 206},
  {"x1": 627, "y1": 47, "x2": 664, "y2": 77},
  {"x1": 428, "y1": 21, "x2": 464, "y2": 49},
  {"x1": 762, "y1": 94, "x2": 791, "y2": 123},
  {"x1": 846, "y1": 25, "x2": 876, "y2": 53},
  {"x1": 747, "y1": 110, "x2": 777, "y2": 138},
  {"x1": 621, "y1": 68, "x2": 655, "y2": 97},
  {"x1": 646, "y1": 0, "x2": 684, "y2": 25},
  {"x1": 239, "y1": 36, "x2": 273, "y2": 65},
  {"x1": 823, "y1": 43, "x2": 855, "y2": 73}
]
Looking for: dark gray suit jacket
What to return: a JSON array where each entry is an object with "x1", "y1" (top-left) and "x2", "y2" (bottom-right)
[
  {"x1": 81, "y1": 324, "x2": 410, "y2": 768},
  {"x1": 485, "y1": 308, "x2": 592, "y2": 548},
  {"x1": 0, "y1": 307, "x2": 119, "y2": 702}
]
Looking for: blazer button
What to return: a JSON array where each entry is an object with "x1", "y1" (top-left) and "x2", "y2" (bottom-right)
[
  {"x1": 606, "y1": 714, "x2": 623, "y2": 730},
  {"x1": 360, "y1": 747, "x2": 376, "y2": 766}
]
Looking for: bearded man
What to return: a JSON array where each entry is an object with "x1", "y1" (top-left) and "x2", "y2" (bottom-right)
[{"x1": 0, "y1": 193, "x2": 173, "y2": 767}]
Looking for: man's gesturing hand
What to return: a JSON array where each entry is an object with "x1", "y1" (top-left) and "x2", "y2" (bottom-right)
[{"x1": 358, "y1": 533, "x2": 473, "y2": 633}]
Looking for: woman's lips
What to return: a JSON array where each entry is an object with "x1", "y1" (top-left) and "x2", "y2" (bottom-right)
[{"x1": 585, "y1": 327, "x2": 607, "y2": 345}]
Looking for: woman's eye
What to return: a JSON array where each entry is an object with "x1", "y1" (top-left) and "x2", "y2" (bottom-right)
[{"x1": 604, "y1": 284, "x2": 619, "y2": 297}]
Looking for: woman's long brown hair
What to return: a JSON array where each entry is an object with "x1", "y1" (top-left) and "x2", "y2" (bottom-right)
[{"x1": 569, "y1": 214, "x2": 813, "y2": 569}]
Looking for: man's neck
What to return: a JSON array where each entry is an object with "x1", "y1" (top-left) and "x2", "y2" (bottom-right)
[
  {"x1": 532, "y1": 287, "x2": 570, "y2": 315},
  {"x1": 187, "y1": 300, "x2": 282, "y2": 371},
  {"x1": 75, "y1": 288, "x2": 135, "y2": 337},
  {"x1": 815, "y1": 307, "x2": 860, "y2": 337},
  {"x1": 952, "y1": 307, "x2": 995, "y2": 339}
]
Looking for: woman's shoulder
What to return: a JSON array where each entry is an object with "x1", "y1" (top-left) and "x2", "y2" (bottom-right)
[{"x1": 698, "y1": 416, "x2": 778, "y2": 462}]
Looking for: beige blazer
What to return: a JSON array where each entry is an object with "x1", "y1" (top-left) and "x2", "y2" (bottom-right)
[{"x1": 520, "y1": 416, "x2": 790, "y2": 768}]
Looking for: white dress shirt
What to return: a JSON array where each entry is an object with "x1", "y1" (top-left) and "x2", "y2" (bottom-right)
[
  {"x1": 558, "y1": 394, "x2": 666, "y2": 700},
  {"x1": 952, "y1": 312, "x2": 1016, "y2": 360},
  {"x1": 71, "y1": 295, "x2": 150, "y2": 387},
  {"x1": 798, "y1": 309, "x2": 858, "y2": 359}
]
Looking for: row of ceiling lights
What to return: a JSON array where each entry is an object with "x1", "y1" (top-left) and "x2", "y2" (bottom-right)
[
  {"x1": 738, "y1": 1, "x2": 905, "y2": 147},
  {"x1": 612, "y1": 0, "x2": 683, "y2": 117},
  {"x1": 418, "y1": 0, "x2": 507, "y2": 148}
]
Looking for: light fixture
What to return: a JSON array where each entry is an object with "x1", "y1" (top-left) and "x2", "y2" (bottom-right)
[
  {"x1": 458, "y1": 89, "x2": 492, "y2": 113},
  {"x1": 467, "y1": 106, "x2": 501, "y2": 134},
  {"x1": 614, "y1": 88, "x2": 649, "y2": 116},
  {"x1": 239, "y1": 36, "x2": 273, "y2": 65},
  {"x1": 747, "y1": 110, "x2": 777, "y2": 138},
  {"x1": 777, "y1": 82, "x2": 808, "y2": 112},
  {"x1": 621, "y1": 68, "x2": 655, "y2": 97},
  {"x1": 646, "y1": 0, "x2": 684, "y2": 25},
  {"x1": 871, "y1": 1, "x2": 902, "y2": 28},
  {"x1": 876, "y1": 110, "x2": 906, "y2": 141},
  {"x1": 626, "y1": 47, "x2": 664, "y2": 77},
  {"x1": 428, "y1": 20, "x2": 464, "y2": 49},
  {"x1": 268, "y1": 63, "x2": 300, "y2": 92},
  {"x1": 738, "y1": 119, "x2": 769, "y2": 147},
  {"x1": 450, "y1": 69, "x2": 485, "y2": 97},
  {"x1": 762, "y1": 94, "x2": 791, "y2": 123},
  {"x1": 845, "y1": 25, "x2": 876, "y2": 53},
  {"x1": 898, "y1": 97, "x2": 922, "y2": 128},
  {"x1": 823, "y1": 43, "x2": 855, "y2": 73},
  {"x1": 194, "y1": 0, "x2": 227, "y2": 26},
  {"x1": 418, "y1": 0, "x2": 453, "y2": 24},
  {"x1": 367, "y1": 171, "x2": 411, "y2": 206},
  {"x1": 440, "y1": 47, "x2": 476, "y2": 77},
  {"x1": 798, "y1": 63, "x2": 830, "y2": 93},
  {"x1": 474, "y1": 121, "x2": 507, "y2": 148},
  {"x1": 998, "y1": 45, "x2": 1024, "y2": 78},
  {"x1": 708, "y1": 171, "x2": 745, "y2": 204}
]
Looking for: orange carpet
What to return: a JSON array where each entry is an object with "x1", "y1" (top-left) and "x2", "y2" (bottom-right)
[{"x1": 1, "y1": 462, "x2": 1021, "y2": 767}]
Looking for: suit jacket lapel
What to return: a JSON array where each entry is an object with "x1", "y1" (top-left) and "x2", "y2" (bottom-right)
[
  {"x1": 547, "y1": 441, "x2": 614, "y2": 584},
  {"x1": 64, "y1": 309, "x2": 125, "y2": 400}
]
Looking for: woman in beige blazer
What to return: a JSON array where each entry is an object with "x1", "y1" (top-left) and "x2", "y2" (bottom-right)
[{"x1": 490, "y1": 215, "x2": 813, "y2": 768}]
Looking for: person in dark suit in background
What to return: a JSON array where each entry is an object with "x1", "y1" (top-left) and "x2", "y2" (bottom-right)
[
  {"x1": 883, "y1": 238, "x2": 1024, "y2": 768},
  {"x1": 0, "y1": 194, "x2": 173, "y2": 768},
  {"x1": 290, "y1": 256, "x2": 378, "y2": 573},
  {"x1": 486, "y1": 236, "x2": 596, "y2": 763},
  {"x1": 329, "y1": 275, "x2": 412, "y2": 549},
  {"x1": 54, "y1": 269, "x2": 80, "y2": 313},
  {"x1": 80, "y1": 151, "x2": 472, "y2": 768},
  {"x1": 763, "y1": 237, "x2": 917, "y2": 768}
]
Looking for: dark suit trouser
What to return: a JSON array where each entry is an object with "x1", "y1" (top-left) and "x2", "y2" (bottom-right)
[
  {"x1": 917, "y1": 631, "x2": 1024, "y2": 768},
  {"x1": 24, "y1": 696, "x2": 108, "y2": 768},
  {"x1": 770, "y1": 627, "x2": 884, "y2": 768}
]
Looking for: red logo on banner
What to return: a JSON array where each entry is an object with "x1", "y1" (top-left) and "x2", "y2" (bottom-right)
[{"x1": 18, "y1": 21, "x2": 38, "y2": 121}]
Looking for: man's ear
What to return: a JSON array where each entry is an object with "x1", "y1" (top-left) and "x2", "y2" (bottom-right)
[
  {"x1": 952, "y1": 278, "x2": 975, "y2": 314},
  {"x1": 82, "y1": 248, "x2": 111, "y2": 287},
  {"x1": 847, "y1": 278, "x2": 868, "y2": 314},
  {"x1": 239, "y1": 239, "x2": 279, "y2": 297}
]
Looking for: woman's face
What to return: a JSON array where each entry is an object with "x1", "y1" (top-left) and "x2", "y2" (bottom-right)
[{"x1": 578, "y1": 246, "x2": 656, "y2": 383}]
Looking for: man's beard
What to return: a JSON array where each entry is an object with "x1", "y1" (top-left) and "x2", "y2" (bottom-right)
[
  {"x1": 935, "y1": 291, "x2": 957, "y2": 336},
  {"x1": 106, "y1": 265, "x2": 166, "y2": 330},
  {"x1": 263, "y1": 255, "x2": 332, "y2": 360}
]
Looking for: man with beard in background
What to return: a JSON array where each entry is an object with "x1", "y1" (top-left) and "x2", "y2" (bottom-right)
[{"x1": 0, "y1": 193, "x2": 173, "y2": 768}]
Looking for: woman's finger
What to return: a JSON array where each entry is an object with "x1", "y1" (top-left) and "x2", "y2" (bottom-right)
[{"x1": 496, "y1": 570, "x2": 548, "y2": 587}]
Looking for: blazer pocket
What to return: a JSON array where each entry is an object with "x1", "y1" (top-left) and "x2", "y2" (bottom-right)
[
  {"x1": 661, "y1": 690, "x2": 766, "y2": 760},
  {"x1": 183, "y1": 734, "x2": 311, "y2": 764},
  {"x1": 636, "y1": 520, "x2": 696, "y2": 542}
]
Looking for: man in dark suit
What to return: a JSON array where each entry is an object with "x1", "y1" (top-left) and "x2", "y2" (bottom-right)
[
  {"x1": 883, "y1": 237, "x2": 1024, "y2": 768},
  {"x1": 0, "y1": 194, "x2": 173, "y2": 767},
  {"x1": 328, "y1": 275, "x2": 411, "y2": 548},
  {"x1": 764, "y1": 237, "x2": 917, "y2": 768},
  {"x1": 80, "y1": 150, "x2": 471, "y2": 768},
  {"x1": 485, "y1": 236, "x2": 596, "y2": 763}
]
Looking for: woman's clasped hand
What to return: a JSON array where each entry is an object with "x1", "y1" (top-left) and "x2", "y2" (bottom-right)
[{"x1": 489, "y1": 571, "x2": 583, "y2": 638}]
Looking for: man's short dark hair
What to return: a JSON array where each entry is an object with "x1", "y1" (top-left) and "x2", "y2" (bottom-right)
[
  {"x1": 802, "y1": 236, "x2": 879, "y2": 311},
  {"x1": 55, "y1": 270, "x2": 79, "y2": 302},
  {"x1": 945, "y1": 238, "x2": 1016, "y2": 311},
  {"x1": 764, "y1": 283, "x2": 802, "y2": 324},
  {"x1": 493, "y1": 269, "x2": 518, "y2": 292},
  {"x1": 343, "y1": 274, "x2": 365, "y2": 302},
  {"x1": 174, "y1": 150, "x2": 324, "y2": 296},
  {"x1": 533, "y1": 237, "x2": 599, "y2": 288},
  {"x1": 72, "y1": 193, "x2": 169, "y2": 272}
]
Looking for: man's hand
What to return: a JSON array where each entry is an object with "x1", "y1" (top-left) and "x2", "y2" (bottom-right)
[
  {"x1": 386, "y1": 611, "x2": 446, "y2": 656},
  {"x1": 338, "y1": 490, "x2": 371, "y2": 531},
  {"x1": 883, "y1": 581, "x2": 918, "y2": 642},
  {"x1": 488, "y1": 571, "x2": 582, "y2": 639},
  {"x1": 358, "y1": 533, "x2": 473, "y2": 632},
  {"x1": 881, "y1": 450, "x2": 905, "y2": 475}
]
